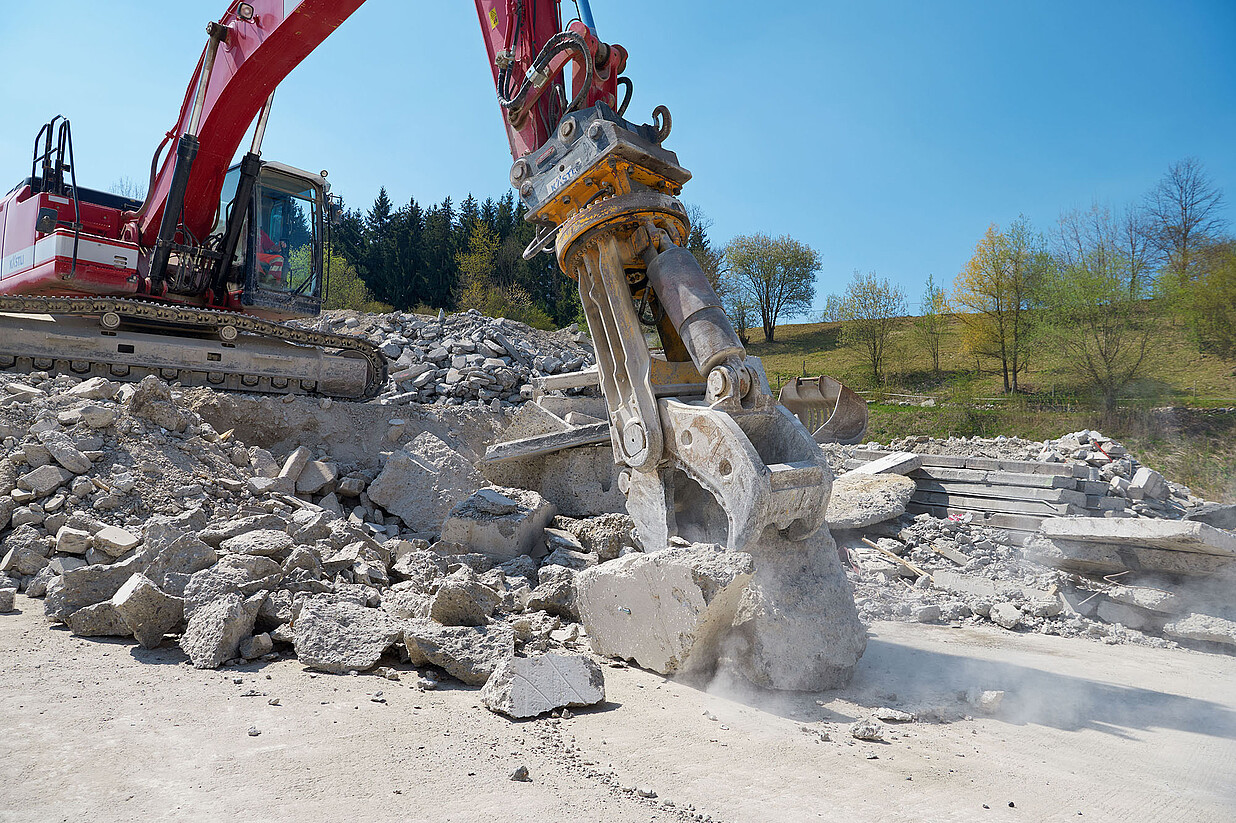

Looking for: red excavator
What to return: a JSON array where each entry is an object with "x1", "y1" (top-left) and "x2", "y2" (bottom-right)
[{"x1": 0, "y1": 0, "x2": 865, "y2": 551}]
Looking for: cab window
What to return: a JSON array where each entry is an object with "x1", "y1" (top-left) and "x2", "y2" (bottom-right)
[{"x1": 254, "y1": 172, "x2": 318, "y2": 295}]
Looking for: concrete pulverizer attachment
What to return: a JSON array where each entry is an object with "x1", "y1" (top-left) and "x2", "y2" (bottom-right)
[{"x1": 513, "y1": 103, "x2": 834, "y2": 554}]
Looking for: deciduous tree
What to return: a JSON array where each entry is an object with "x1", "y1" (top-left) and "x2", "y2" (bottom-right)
[
  {"x1": 913, "y1": 274, "x2": 950, "y2": 377},
  {"x1": 723, "y1": 233, "x2": 819, "y2": 342},
  {"x1": 838, "y1": 270, "x2": 906, "y2": 384},
  {"x1": 1039, "y1": 205, "x2": 1157, "y2": 416},
  {"x1": 1145, "y1": 158, "x2": 1227, "y2": 290},
  {"x1": 953, "y1": 217, "x2": 1047, "y2": 393}
]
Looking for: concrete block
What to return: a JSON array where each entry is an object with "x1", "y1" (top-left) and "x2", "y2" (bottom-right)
[
  {"x1": 93, "y1": 526, "x2": 140, "y2": 558},
  {"x1": 55, "y1": 526, "x2": 92, "y2": 555},
  {"x1": 1105, "y1": 584, "x2": 1182, "y2": 615},
  {"x1": 67, "y1": 601, "x2": 131, "y2": 638},
  {"x1": 111, "y1": 573, "x2": 184, "y2": 649},
  {"x1": 295, "y1": 461, "x2": 337, "y2": 495},
  {"x1": 367, "y1": 432, "x2": 484, "y2": 534},
  {"x1": 826, "y1": 473, "x2": 915, "y2": 530},
  {"x1": 279, "y1": 446, "x2": 313, "y2": 482},
  {"x1": 728, "y1": 530, "x2": 867, "y2": 690},
  {"x1": 482, "y1": 445, "x2": 627, "y2": 519},
  {"x1": 1185, "y1": 503, "x2": 1236, "y2": 531},
  {"x1": 180, "y1": 591, "x2": 264, "y2": 669},
  {"x1": 1096, "y1": 599, "x2": 1164, "y2": 632},
  {"x1": 481, "y1": 654, "x2": 605, "y2": 718},
  {"x1": 293, "y1": 595, "x2": 406, "y2": 674},
  {"x1": 426, "y1": 566, "x2": 501, "y2": 626},
  {"x1": 439, "y1": 487, "x2": 556, "y2": 562},
  {"x1": 403, "y1": 620, "x2": 514, "y2": 686},
  {"x1": 1129, "y1": 467, "x2": 1168, "y2": 501},
  {"x1": 44, "y1": 552, "x2": 148, "y2": 624},
  {"x1": 575, "y1": 544, "x2": 754, "y2": 677}
]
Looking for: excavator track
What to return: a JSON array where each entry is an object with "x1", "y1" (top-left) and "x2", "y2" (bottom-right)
[{"x1": 0, "y1": 296, "x2": 387, "y2": 400}]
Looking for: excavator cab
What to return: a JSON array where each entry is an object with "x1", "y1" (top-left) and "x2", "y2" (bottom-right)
[{"x1": 214, "y1": 161, "x2": 325, "y2": 321}]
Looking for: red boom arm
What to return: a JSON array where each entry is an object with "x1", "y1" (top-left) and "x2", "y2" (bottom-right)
[{"x1": 129, "y1": 0, "x2": 627, "y2": 251}]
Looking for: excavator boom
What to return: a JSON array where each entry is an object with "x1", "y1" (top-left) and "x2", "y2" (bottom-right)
[{"x1": 0, "y1": 0, "x2": 862, "y2": 556}]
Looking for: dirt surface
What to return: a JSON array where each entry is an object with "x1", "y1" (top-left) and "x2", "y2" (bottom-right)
[{"x1": 3, "y1": 602, "x2": 1233, "y2": 823}]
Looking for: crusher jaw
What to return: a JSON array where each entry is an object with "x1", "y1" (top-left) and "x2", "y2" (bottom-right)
[{"x1": 515, "y1": 103, "x2": 843, "y2": 552}]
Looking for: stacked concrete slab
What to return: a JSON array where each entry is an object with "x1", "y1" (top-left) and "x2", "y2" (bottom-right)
[{"x1": 845, "y1": 449, "x2": 1136, "y2": 537}]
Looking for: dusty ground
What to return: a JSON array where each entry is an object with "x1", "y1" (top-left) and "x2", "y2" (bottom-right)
[{"x1": 2, "y1": 600, "x2": 1233, "y2": 823}]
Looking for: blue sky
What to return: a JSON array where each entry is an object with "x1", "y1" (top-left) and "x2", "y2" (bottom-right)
[{"x1": 2, "y1": 1, "x2": 1233, "y2": 316}]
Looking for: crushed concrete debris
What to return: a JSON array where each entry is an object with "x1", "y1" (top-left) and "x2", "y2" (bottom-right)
[
  {"x1": 298, "y1": 309, "x2": 595, "y2": 408},
  {"x1": 830, "y1": 431, "x2": 1235, "y2": 656}
]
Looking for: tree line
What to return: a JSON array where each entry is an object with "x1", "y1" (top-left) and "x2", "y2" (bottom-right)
[
  {"x1": 326, "y1": 188, "x2": 577, "y2": 328},
  {"x1": 328, "y1": 187, "x2": 826, "y2": 340},
  {"x1": 822, "y1": 158, "x2": 1235, "y2": 414}
]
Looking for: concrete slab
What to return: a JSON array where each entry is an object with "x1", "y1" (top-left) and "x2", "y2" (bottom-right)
[
  {"x1": 848, "y1": 452, "x2": 920, "y2": 476},
  {"x1": 1039, "y1": 518, "x2": 1236, "y2": 558}
]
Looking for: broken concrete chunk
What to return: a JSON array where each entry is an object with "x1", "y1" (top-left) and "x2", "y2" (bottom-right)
[
  {"x1": 92, "y1": 526, "x2": 141, "y2": 558},
  {"x1": 1163, "y1": 613, "x2": 1236, "y2": 647},
  {"x1": 1095, "y1": 599, "x2": 1163, "y2": 632},
  {"x1": 182, "y1": 554, "x2": 281, "y2": 618},
  {"x1": 566, "y1": 514, "x2": 635, "y2": 562},
  {"x1": 1129, "y1": 467, "x2": 1167, "y2": 501},
  {"x1": 439, "y1": 486, "x2": 556, "y2": 562},
  {"x1": 18, "y1": 465, "x2": 74, "y2": 497},
  {"x1": 198, "y1": 514, "x2": 288, "y2": 549},
  {"x1": 292, "y1": 596, "x2": 405, "y2": 674},
  {"x1": 426, "y1": 566, "x2": 501, "y2": 627},
  {"x1": 221, "y1": 529, "x2": 294, "y2": 559},
  {"x1": 295, "y1": 461, "x2": 337, "y2": 495},
  {"x1": 1105, "y1": 585, "x2": 1182, "y2": 615},
  {"x1": 481, "y1": 654, "x2": 605, "y2": 718},
  {"x1": 144, "y1": 533, "x2": 217, "y2": 588},
  {"x1": 989, "y1": 602, "x2": 1022, "y2": 629},
  {"x1": 55, "y1": 526, "x2": 93, "y2": 555},
  {"x1": 526, "y1": 564, "x2": 578, "y2": 621},
  {"x1": 240, "y1": 632, "x2": 274, "y2": 660},
  {"x1": 367, "y1": 432, "x2": 484, "y2": 534},
  {"x1": 111, "y1": 573, "x2": 184, "y2": 649},
  {"x1": 279, "y1": 446, "x2": 313, "y2": 482},
  {"x1": 826, "y1": 473, "x2": 916, "y2": 530},
  {"x1": 44, "y1": 552, "x2": 148, "y2": 623},
  {"x1": 728, "y1": 530, "x2": 867, "y2": 691},
  {"x1": 403, "y1": 619, "x2": 515, "y2": 686},
  {"x1": 67, "y1": 601, "x2": 132, "y2": 638},
  {"x1": 37, "y1": 430, "x2": 92, "y2": 475},
  {"x1": 575, "y1": 544, "x2": 754, "y2": 676},
  {"x1": 0, "y1": 588, "x2": 14, "y2": 612},
  {"x1": 180, "y1": 592, "x2": 264, "y2": 669}
]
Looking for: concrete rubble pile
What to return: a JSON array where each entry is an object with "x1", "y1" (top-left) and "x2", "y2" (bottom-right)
[
  {"x1": 302, "y1": 308, "x2": 596, "y2": 408},
  {"x1": 821, "y1": 432, "x2": 1236, "y2": 653},
  {"x1": 0, "y1": 369, "x2": 623, "y2": 718}
]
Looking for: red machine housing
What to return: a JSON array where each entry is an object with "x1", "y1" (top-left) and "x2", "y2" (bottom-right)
[{"x1": 0, "y1": 0, "x2": 627, "y2": 321}]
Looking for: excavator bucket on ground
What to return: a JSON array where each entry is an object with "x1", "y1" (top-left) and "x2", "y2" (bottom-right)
[{"x1": 778, "y1": 375, "x2": 869, "y2": 445}]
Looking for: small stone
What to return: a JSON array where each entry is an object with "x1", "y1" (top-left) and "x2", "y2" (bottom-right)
[
  {"x1": 510, "y1": 765, "x2": 531, "y2": 782},
  {"x1": 989, "y1": 602, "x2": 1022, "y2": 630},
  {"x1": 247, "y1": 726, "x2": 261, "y2": 737},
  {"x1": 849, "y1": 718, "x2": 885, "y2": 741}
]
